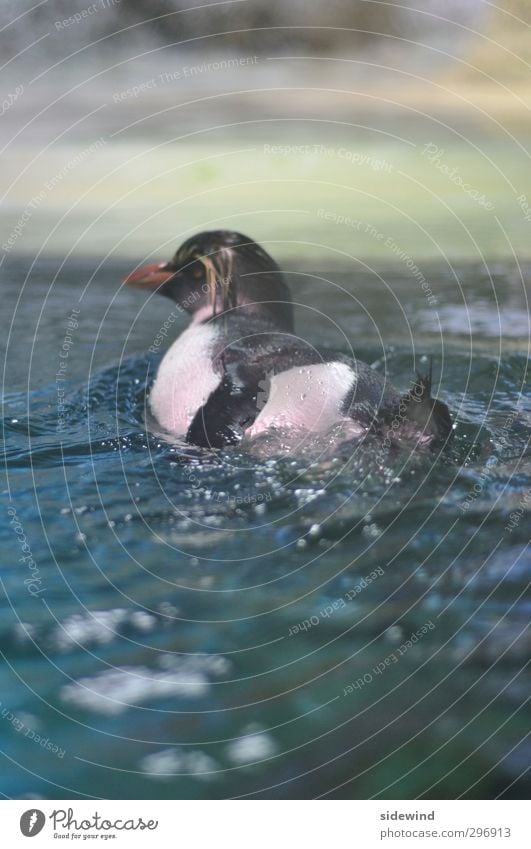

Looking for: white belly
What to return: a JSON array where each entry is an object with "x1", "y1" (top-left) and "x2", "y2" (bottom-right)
[
  {"x1": 246, "y1": 361, "x2": 359, "y2": 438},
  {"x1": 149, "y1": 323, "x2": 220, "y2": 436}
]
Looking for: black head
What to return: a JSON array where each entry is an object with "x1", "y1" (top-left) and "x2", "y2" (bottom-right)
[{"x1": 124, "y1": 230, "x2": 293, "y2": 331}]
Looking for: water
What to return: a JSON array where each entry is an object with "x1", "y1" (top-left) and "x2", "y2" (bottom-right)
[{"x1": 1, "y1": 256, "x2": 529, "y2": 799}]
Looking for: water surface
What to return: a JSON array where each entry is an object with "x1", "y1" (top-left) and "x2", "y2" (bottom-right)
[{"x1": 1, "y1": 256, "x2": 529, "y2": 798}]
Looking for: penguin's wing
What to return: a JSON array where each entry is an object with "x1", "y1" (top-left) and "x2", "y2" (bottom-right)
[
  {"x1": 185, "y1": 335, "x2": 325, "y2": 448},
  {"x1": 185, "y1": 371, "x2": 261, "y2": 448}
]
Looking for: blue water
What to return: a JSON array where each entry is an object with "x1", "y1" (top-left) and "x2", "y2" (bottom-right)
[{"x1": 1, "y1": 257, "x2": 530, "y2": 799}]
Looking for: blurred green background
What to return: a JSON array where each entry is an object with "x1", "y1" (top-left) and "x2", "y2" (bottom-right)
[{"x1": 2, "y1": 0, "x2": 531, "y2": 262}]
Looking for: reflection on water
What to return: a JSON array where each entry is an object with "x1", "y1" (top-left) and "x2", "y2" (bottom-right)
[{"x1": 1, "y1": 258, "x2": 529, "y2": 798}]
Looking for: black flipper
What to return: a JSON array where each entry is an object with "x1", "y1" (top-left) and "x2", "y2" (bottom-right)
[
  {"x1": 186, "y1": 356, "x2": 266, "y2": 448},
  {"x1": 391, "y1": 359, "x2": 453, "y2": 447},
  {"x1": 186, "y1": 378, "x2": 257, "y2": 448}
]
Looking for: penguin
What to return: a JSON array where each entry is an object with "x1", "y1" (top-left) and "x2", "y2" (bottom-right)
[{"x1": 124, "y1": 230, "x2": 452, "y2": 450}]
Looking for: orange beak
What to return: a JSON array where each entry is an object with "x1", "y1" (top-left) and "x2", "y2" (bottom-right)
[{"x1": 123, "y1": 262, "x2": 176, "y2": 291}]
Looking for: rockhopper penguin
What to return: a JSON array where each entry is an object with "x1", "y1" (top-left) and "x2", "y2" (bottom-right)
[{"x1": 124, "y1": 230, "x2": 452, "y2": 451}]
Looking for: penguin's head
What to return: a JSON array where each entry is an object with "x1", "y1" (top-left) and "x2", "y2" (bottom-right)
[{"x1": 124, "y1": 230, "x2": 293, "y2": 331}]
